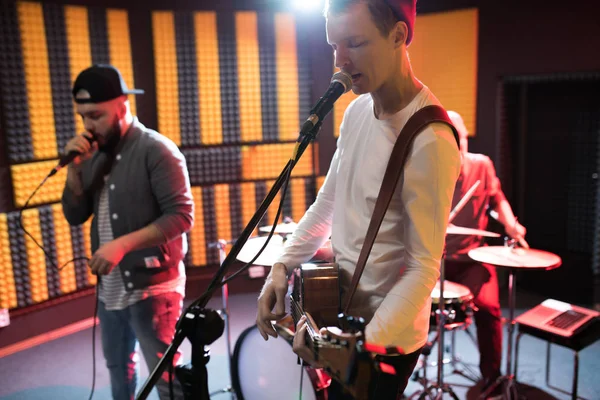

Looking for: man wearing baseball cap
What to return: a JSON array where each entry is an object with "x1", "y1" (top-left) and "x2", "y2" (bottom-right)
[{"x1": 61, "y1": 64, "x2": 194, "y2": 400}]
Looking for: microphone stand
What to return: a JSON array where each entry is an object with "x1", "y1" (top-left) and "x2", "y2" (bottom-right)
[{"x1": 135, "y1": 126, "x2": 321, "y2": 400}]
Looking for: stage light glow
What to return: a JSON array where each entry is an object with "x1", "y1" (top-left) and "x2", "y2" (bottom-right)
[{"x1": 292, "y1": 0, "x2": 323, "y2": 12}]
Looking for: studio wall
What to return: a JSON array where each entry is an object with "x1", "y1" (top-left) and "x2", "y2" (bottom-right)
[{"x1": 0, "y1": 1, "x2": 316, "y2": 310}]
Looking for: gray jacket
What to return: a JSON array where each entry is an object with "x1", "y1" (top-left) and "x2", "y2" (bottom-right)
[{"x1": 61, "y1": 118, "x2": 194, "y2": 291}]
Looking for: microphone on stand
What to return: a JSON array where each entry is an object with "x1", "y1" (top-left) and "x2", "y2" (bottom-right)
[
  {"x1": 297, "y1": 70, "x2": 353, "y2": 141},
  {"x1": 49, "y1": 134, "x2": 96, "y2": 177}
]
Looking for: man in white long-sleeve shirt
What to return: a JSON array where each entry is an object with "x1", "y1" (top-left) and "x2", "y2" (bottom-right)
[{"x1": 256, "y1": 0, "x2": 461, "y2": 398}]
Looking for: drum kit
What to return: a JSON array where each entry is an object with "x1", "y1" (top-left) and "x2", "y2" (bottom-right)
[
  {"x1": 413, "y1": 181, "x2": 562, "y2": 399},
  {"x1": 211, "y1": 212, "x2": 562, "y2": 400},
  {"x1": 414, "y1": 239, "x2": 561, "y2": 400}
]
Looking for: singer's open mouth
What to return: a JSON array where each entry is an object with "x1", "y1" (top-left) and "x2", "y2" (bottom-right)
[{"x1": 351, "y1": 73, "x2": 362, "y2": 82}]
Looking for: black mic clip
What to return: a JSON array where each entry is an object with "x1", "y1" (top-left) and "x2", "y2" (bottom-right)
[
  {"x1": 296, "y1": 71, "x2": 352, "y2": 144},
  {"x1": 298, "y1": 116, "x2": 324, "y2": 143}
]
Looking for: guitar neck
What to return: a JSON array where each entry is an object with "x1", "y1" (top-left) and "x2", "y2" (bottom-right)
[{"x1": 290, "y1": 297, "x2": 321, "y2": 345}]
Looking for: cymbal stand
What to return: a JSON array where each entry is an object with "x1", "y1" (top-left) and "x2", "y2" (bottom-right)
[
  {"x1": 480, "y1": 238, "x2": 519, "y2": 400},
  {"x1": 421, "y1": 325, "x2": 480, "y2": 384},
  {"x1": 446, "y1": 326, "x2": 481, "y2": 383},
  {"x1": 209, "y1": 240, "x2": 236, "y2": 399},
  {"x1": 418, "y1": 254, "x2": 460, "y2": 400}
]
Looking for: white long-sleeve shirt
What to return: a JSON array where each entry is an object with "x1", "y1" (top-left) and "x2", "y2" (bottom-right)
[{"x1": 277, "y1": 87, "x2": 461, "y2": 353}]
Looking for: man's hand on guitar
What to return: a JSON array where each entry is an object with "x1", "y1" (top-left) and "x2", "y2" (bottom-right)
[
  {"x1": 256, "y1": 262, "x2": 289, "y2": 340},
  {"x1": 293, "y1": 314, "x2": 363, "y2": 370},
  {"x1": 292, "y1": 314, "x2": 323, "y2": 368}
]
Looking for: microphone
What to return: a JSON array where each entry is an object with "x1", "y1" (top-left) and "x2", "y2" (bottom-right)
[
  {"x1": 298, "y1": 71, "x2": 353, "y2": 140},
  {"x1": 49, "y1": 134, "x2": 96, "y2": 176}
]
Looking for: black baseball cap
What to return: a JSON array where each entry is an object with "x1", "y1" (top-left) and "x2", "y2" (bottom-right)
[{"x1": 72, "y1": 64, "x2": 144, "y2": 104}]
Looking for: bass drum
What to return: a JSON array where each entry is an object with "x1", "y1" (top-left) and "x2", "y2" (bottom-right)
[{"x1": 231, "y1": 325, "x2": 330, "y2": 400}]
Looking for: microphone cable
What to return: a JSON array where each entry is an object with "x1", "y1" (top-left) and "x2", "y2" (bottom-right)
[{"x1": 18, "y1": 170, "x2": 99, "y2": 400}]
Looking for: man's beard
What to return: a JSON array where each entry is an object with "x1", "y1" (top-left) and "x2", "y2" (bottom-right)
[{"x1": 98, "y1": 118, "x2": 122, "y2": 154}]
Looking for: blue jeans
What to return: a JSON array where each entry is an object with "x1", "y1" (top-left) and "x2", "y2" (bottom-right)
[{"x1": 97, "y1": 292, "x2": 185, "y2": 400}]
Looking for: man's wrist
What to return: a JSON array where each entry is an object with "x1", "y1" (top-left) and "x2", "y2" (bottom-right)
[
  {"x1": 67, "y1": 162, "x2": 84, "y2": 175},
  {"x1": 273, "y1": 262, "x2": 289, "y2": 276},
  {"x1": 504, "y1": 220, "x2": 517, "y2": 236},
  {"x1": 115, "y1": 235, "x2": 134, "y2": 254}
]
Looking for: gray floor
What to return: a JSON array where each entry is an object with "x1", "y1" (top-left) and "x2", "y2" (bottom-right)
[{"x1": 0, "y1": 289, "x2": 599, "y2": 400}]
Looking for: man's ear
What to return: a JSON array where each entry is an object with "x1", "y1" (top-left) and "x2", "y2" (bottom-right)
[
  {"x1": 117, "y1": 96, "x2": 127, "y2": 118},
  {"x1": 393, "y1": 21, "x2": 408, "y2": 47}
]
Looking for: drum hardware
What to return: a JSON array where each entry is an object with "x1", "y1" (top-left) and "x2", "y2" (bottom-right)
[
  {"x1": 430, "y1": 281, "x2": 480, "y2": 383},
  {"x1": 419, "y1": 327, "x2": 481, "y2": 384},
  {"x1": 415, "y1": 184, "x2": 483, "y2": 400},
  {"x1": 416, "y1": 252, "x2": 461, "y2": 400},
  {"x1": 412, "y1": 281, "x2": 480, "y2": 397},
  {"x1": 429, "y1": 281, "x2": 476, "y2": 330},
  {"x1": 469, "y1": 240, "x2": 562, "y2": 400},
  {"x1": 413, "y1": 328, "x2": 481, "y2": 396}
]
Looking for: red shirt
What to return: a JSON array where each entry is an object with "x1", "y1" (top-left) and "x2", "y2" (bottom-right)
[{"x1": 444, "y1": 153, "x2": 507, "y2": 261}]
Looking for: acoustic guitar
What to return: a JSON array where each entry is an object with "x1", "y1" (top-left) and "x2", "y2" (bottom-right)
[{"x1": 289, "y1": 262, "x2": 374, "y2": 399}]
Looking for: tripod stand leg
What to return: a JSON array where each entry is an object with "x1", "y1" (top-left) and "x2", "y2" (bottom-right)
[
  {"x1": 417, "y1": 387, "x2": 434, "y2": 400},
  {"x1": 464, "y1": 325, "x2": 478, "y2": 347},
  {"x1": 216, "y1": 242, "x2": 235, "y2": 399},
  {"x1": 447, "y1": 386, "x2": 460, "y2": 400}
]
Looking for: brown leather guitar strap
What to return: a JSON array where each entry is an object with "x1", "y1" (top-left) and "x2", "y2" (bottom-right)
[{"x1": 343, "y1": 105, "x2": 460, "y2": 314}]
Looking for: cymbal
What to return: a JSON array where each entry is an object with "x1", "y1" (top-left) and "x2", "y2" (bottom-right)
[
  {"x1": 446, "y1": 224, "x2": 500, "y2": 238},
  {"x1": 236, "y1": 235, "x2": 284, "y2": 266},
  {"x1": 468, "y1": 246, "x2": 562, "y2": 269},
  {"x1": 259, "y1": 221, "x2": 298, "y2": 234}
]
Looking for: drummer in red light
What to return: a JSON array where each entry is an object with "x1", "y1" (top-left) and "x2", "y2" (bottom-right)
[{"x1": 444, "y1": 110, "x2": 528, "y2": 397}]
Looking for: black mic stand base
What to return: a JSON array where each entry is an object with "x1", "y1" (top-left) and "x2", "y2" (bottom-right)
[
  {"x1": 173, "y1": 307, "x2": 225, "y2": 400},
  {"x1": 175, "y1": 360, "x2": 210, "y2": 400}
]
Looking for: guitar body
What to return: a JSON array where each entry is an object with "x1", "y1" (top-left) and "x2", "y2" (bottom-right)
[
  {"x1": 291, "y1": 262, "x2": 340, "y2": 328},
  {"x1": 290, "y1": 263, "x2": 372, "y2": 399}
]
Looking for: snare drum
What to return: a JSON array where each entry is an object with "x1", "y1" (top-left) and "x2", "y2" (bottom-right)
[
  {"x1": 231, "y1": 325, "x2": 330, "y2": 400},
  {"x1": 430, "y1": 280, "x2": 474, "y2": 329}
]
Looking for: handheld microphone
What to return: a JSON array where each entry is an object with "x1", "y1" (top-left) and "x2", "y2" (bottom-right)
[
  {"x1": 49, "y1": 134, "x2": 96, "y2": 176},
  {"x1": 298, "y1": 71, "x2": 353, "y2": 140}
]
